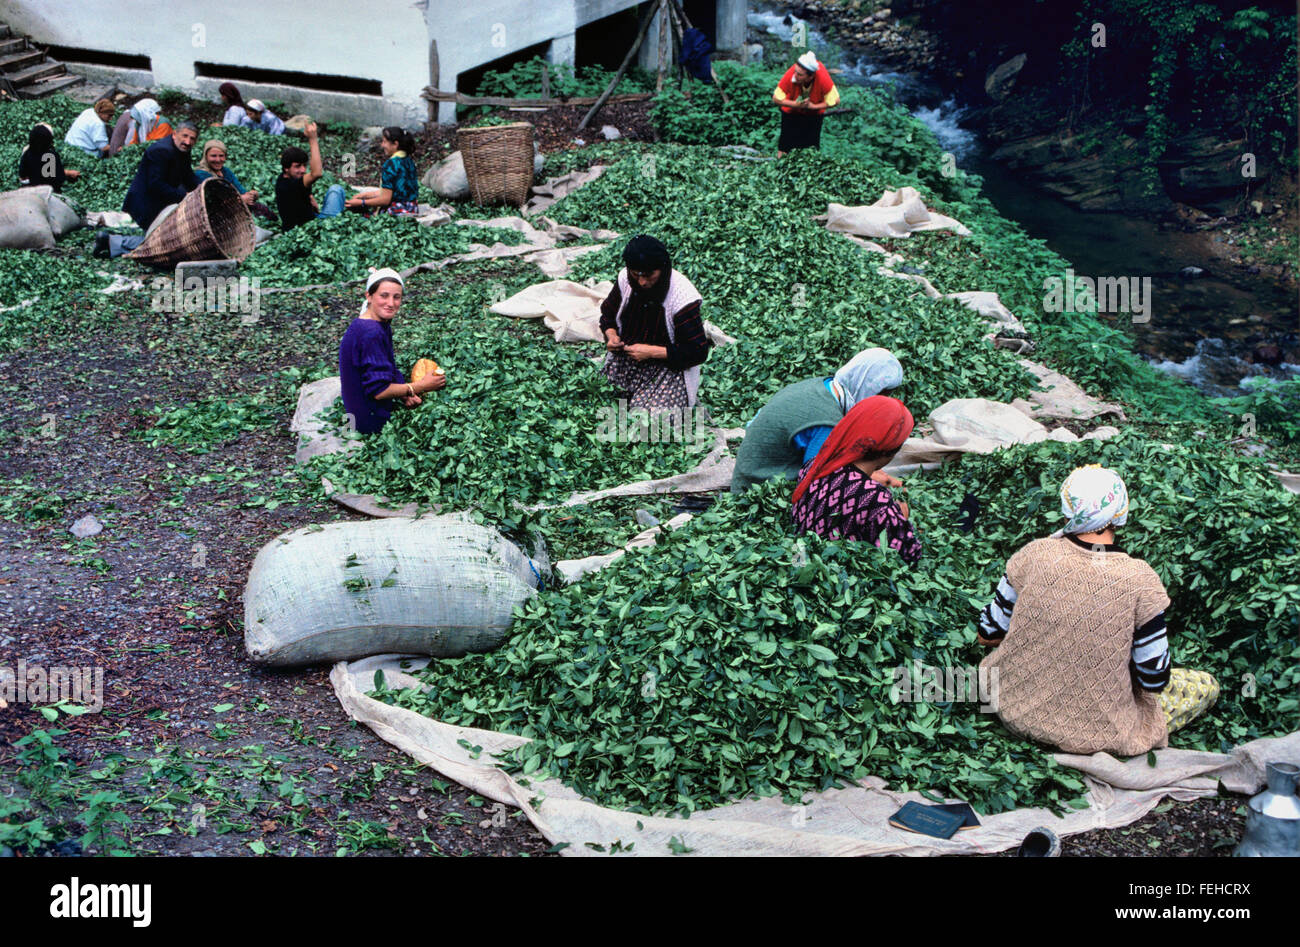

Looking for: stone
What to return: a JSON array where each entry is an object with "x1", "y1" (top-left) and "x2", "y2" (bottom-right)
[
  {"x1": 600, "y1": 124, "x2": 621, "y2": 141},
  {"x1": 421, "y1": 150, "x2": 469, "y2": 200},
  {"x1": 70, "y1": 514, "x2": 103, "y2": 539},
  {"x1": 985, "y1": 53, "x2": 1027, "y2": 101},
  {"x1": 1251, "y1": 200, "x2": 1264, "y2": 215},
  {"x1": 175, "y1": 259, "x2": 238, "y2": 282},
  {"x1": 1179, "y1": 266, "x2": 1206, "y2": 279},
  {"x1": 282, "y1": 114, "x2": 312, "y2": 135}
]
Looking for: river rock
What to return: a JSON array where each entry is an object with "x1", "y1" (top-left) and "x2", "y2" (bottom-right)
[
  {"x1": 1179, "y1": 266, "x2": 1206, "y2": 279},
  {"x1": 600, "y1": 125, "x2": 621, "y2": 141},
  {"x1": 422, "y1": 150, "x2": 469, "y2": 200},
  {"x1": 1158, "y1": 134, "x2": 1266, "y2": 213},
  {"x1": 985, "y1": 54, "x2": 1027, "y2": 101},
  {"x1": 70, "y1": 514, "x2": 102, "y2": 538}
]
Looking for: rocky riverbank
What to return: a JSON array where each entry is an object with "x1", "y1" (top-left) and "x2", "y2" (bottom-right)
[{"x1": 766, "y1": 0, "x2": 1298, "y2": 290}]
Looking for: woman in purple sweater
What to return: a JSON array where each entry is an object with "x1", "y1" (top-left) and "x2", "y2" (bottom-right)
[{"x1": 338, "y1": 268, "x2": 446, "y2": 434}]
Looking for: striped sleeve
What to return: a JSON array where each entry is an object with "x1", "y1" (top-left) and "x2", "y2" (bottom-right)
[
  {"x1": 1131, "y1": 611, "x2": 1171, "y2": 691},
  {"x1": 978, "y1": 574, "x2": 1017, "y2": 642}
]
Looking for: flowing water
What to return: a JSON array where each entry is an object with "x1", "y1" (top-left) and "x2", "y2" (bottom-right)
[{"x1": 749, "y1": 5, "x2": 1298, "y2": 398}]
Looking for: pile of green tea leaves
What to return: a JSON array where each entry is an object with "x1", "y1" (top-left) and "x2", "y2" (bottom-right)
[
  {"x1": 372, "y1": 431, "x2": 1299, "y2": 816},
  {"x1": 241, "y1": 214, "x2": 526, "y2": 285},
  {"x1": 306, "y1": 275, "x2": 725, "y2": 514}
]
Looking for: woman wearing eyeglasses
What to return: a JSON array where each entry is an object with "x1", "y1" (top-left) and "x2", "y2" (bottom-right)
[{"x1": 599, "y1": 235, "x2": 713, "y2": 411}]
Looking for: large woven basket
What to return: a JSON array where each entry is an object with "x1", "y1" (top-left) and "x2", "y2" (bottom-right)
[
  {"x1": 457, "y1": 122, "x2": 535, "y2": 208},
  {"x1": 128, "y1": 177, "x2": 255, "y2": 267}
]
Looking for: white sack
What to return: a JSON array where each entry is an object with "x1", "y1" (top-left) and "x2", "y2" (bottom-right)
[{"x1": 244, "y1": 516, "x2": 540, "y2": 667}]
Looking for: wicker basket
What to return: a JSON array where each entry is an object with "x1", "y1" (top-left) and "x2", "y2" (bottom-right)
[
  {"x1": 128, "y1": 177, "x2": 255, "y2": 267},
  {"x1": 457, "y1": 122, "x2": 535, "y2": 208}
]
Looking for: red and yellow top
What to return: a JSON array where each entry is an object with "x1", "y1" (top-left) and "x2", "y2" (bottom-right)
[{"x1": 773, "y1": 64, "x2": 840, "y2": 113}]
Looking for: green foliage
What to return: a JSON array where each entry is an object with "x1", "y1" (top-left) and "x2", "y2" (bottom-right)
[
  {"x1": 475, "y1": 57, "x2": 653, "y2": 101},
  {"x1": 1066, "y1": 2, "x2": 1298, "y2": 172},
  {"x1": 372, "y1": 431, "x2": 1298, "y2": 816},
  {"x1": 141, "y1": 391, "x2": 283, "y2": 453},
  {"x1": 241, "y1": 216, "x2": 524, "y2": 285},
  {"x1": 1211, "y1": 376, "x2": 1300, "y2": 446}
]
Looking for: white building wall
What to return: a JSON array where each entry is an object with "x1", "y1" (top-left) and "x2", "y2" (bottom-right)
[{"x1": 1, "y1": 0, "x2": 746, "y2": 126}]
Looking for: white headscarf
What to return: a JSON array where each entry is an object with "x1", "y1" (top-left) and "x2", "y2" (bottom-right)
[
  {"x1": 361, "y1": 268, "x2": 404, "y2": 316},
  {"x1": 1052, "y1": 465, "x2": 1130, "y2": 537},
  {"x1": 797, "y1": 51, "x2": 819, "y2": 72},
  {"x1": 830, "y1": 347, "x2": 904, "y2": 413},
  {"x1": 128, "y1": 99, "x2": 162, "y2": 143}
]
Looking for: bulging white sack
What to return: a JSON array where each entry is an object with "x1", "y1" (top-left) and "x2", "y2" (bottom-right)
[{"x1": 244, "y1": 515, "x2": 542, "y2": 667}]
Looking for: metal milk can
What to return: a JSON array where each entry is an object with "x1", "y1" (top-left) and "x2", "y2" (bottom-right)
[{"x1": 1234, "y1": 761, "x2": 1300, "y2": 857}]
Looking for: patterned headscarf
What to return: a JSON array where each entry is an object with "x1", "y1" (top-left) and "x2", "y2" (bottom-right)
[
  {"x1": 792, "y1": 395, "x2": 914, "y2": 505},
  {"x1": 1055, "y1": 464, "x2": 1129, "y2": 536},
  {"x1": 831, "y1": 347, "x2": 904, "y2": 413}
]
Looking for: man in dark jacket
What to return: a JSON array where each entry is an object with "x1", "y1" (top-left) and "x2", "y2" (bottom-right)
[{"x1": 95, "y1": 121, "x2": 200, "y2": 258}]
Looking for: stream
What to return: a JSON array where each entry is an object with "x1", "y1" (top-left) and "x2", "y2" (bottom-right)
[{"x1": 748, "y1": 5, "x2": 1299, "y2": 398}]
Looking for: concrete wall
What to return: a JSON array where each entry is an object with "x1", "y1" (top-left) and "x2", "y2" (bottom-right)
[{"x1": 1, "y1": 0, "x2": 749, "y2": 126}]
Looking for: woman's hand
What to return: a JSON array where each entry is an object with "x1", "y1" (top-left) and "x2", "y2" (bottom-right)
[
  {"x1": 623, "y1": 343, "x2": 664, "y2": 361},
  {"x1": 870, "y1": 470, "x2": 904, "y2": 490},
  {"x1": 897, "y1": 500, "x2": 910, "y2": 519},
  {"x1": 65, "y1": 169, "x2": 81, "y2": 180},
  {"x1": 240, "y1": 190, "x2": 256, "y2": 204},
  {"x1": 605, "y1": 329, "x2": 624, "y2": 352},
  {"x1": 415, "y1": 373, "x2": 447, "y2": 394},
  {"x1": 401, "y1": 394, "x2": 422, "y2": 408}
]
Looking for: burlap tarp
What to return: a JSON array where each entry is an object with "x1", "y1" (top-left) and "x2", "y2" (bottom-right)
[
  {"x1": 332, "y1": 655, "x2": 1300, "y2": 856},
  {"x1": 822, "y1": 187, "x2": 972, "y2": 240},
  {"x1": 489, "y1": 279, "x2": 737, "y2": 347},
  {"x1": 523, "y1": 165, "x2": 608, "y2": 216}
]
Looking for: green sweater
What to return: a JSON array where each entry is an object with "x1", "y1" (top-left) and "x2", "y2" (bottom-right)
[{"x1": 731, "y1": 377, "x2": 844, "y2": 493}]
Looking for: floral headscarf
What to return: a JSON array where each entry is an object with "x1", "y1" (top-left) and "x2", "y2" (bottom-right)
[{"x1": 1054, "y1": 464, "x2": 1129, "y2": 536}]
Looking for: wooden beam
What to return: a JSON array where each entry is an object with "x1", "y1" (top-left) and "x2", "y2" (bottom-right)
[{"x1": 578, "y1": 0, "x2": 660, "y2": 130}]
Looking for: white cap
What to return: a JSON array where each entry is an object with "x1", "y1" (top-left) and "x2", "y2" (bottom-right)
[
  {"x1": 245, "y1": 99, "x2": 265, "y2": 112},
  {"x1": 797, "y1": 51, "x2": 819, "y2": 71}
]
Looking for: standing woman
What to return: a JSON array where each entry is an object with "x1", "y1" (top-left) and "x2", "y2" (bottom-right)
[
  {"x1": 338, "y1": 268, "x2": 447, "y2": 435},
  {"x1": 771, "y1": 50, "x2": 839, "y2": 157},
  {"x1": 18, "y1": 124, "x2": 80, "y2": 191},
  {"x1": 790, "y1": 395, "x2": 921, "y2": 565},
  {"x1": 108, "y1": 98, "x2": 173, "y2": 156},
  {"x1": 600, "y1": 235, "x2": 713, "y2": 411},
  {"x1": 344, "y1": 127, "x2": 419, "y2": 216}
]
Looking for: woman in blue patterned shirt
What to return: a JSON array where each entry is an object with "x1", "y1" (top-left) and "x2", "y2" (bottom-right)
[{"x1": 346, "y1": 127, "x2": 419, "y2": 216}]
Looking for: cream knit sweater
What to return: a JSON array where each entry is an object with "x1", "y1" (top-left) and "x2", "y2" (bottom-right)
[{"x1": 979, "y1": 536, "x2": 1171, "y2": 756}]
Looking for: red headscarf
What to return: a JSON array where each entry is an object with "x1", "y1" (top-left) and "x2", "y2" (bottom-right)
[{"x1": 791, "y1": 395, "x2": 914, "y2": 505}]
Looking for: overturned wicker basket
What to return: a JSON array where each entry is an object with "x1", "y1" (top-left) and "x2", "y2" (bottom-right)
[
  {"x1": 457, "y1": 122, "x2": 534, "y2": 208},
  {"x1": 128, "y1": 177, "x2": 255, "y2": 267}
]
